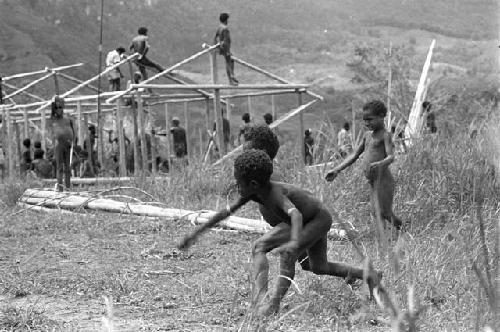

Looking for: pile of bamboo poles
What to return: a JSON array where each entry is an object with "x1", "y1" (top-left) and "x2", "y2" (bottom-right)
[{"x1": 17, "y1": 188, "x2": 349, "y2": 238}]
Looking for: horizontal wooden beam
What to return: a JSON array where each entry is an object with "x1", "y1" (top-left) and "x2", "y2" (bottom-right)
[
  {"x1": 131, "y1": 83, "x2": 309, "y2": 90},
  {"x1": 2, "y1": 63, "x2": 84, "y2": 82}
]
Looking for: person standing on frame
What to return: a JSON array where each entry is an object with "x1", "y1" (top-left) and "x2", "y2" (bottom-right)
[
  {"x1": 105, "y1": 47, "x2": 126, "y2": 91},
  {"x1": 214, "y1": 13, "x2": 238, "y2": 86}
]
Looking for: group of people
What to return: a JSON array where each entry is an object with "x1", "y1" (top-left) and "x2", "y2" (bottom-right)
[
  {"x1": 180, "y1": 99, "x2": 402, "y2": 316},
  {"x1": 105, "y1": 13, "x2": 238, "y2": 92}
]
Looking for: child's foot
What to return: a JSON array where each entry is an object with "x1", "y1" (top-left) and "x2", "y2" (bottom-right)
[{"x1": 256, "y1": 301, "x2": 279, "y2": 317}]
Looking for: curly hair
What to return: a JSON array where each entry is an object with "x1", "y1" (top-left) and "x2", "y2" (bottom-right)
[
  {"x1": 363, "y1": 100, "x2": 387, "y2": 117},
  {"x1": 234, "y1": 149, "x2": 273, "y2": 185},
  {"x1": 243, "y1": 124, "x2": 280, "y2": 160}
]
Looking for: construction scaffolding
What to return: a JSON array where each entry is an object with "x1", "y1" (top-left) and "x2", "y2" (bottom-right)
[{"x1": 0, "y1": 44, "x2": 322, "y2": 180}]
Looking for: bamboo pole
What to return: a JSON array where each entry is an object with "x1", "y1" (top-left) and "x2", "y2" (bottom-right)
[
  {"x1": 52, "y1": 72, "x2": 60, "y2": 95},
  {"x1": 183, "y1": 101, "x2": 190, "y2": 157},
  {"x1": 77, "y1": 101, "x2": 84, "y2": 146},
  {"x1": 106, "y1": 44, "x2": 220, "y2": 104},
  {"x1": 198, "y1": 127, "x2": 203, "y2": 159},
  {"x1": 4, "y1": 73, "x2": 53, "y2": 100},
  {"x1": 116, "y1": 99, "x2": 127, "y2": 177},
  {"x1": 222, "y1": 89, "x2": 299, "y2": 99},
  {"x1": 14, "y1": 123, "x2": 22, "y2": 176},
  {"x1": 151, "y1": 128, "x2": 157, "y2": 175},
  {"x1": 131, "y1": 83, "x2": 309, "y2": 90},
  {"x1": 213, "y1": 99, "x2": 317, "y2": 166},
  {"x1": 210, "y1": 50, "x2": 225, "y2": 156},
  {"x1": 351, "y1": 100, "x2": 356, "y2": 145},
  {"x1": 231, "y1": 55, "x2": 323, "y2": 101},
  {"x1": 2, "y1": 82, "x2": 45, "y2": 101},
  {"x1": 40, "y1": 109, "x2": 46, "y2": 152},
  {"x1": 226, "y1": 97, "x2": 232, "y2": 144},
  {"x1": 271, "y1": 95, "x2": 276, "y2": 120},
  {"x1": 2, "y1": 63, "x2": 84, "y2": 82},
  {"x1": 26, "y1": 54, "x2": 138, "y2": 118},
  {"x1": 164, "y1": 103, "x2": 172, "y2": 162},
  {"x1": 23, "y1": 108, "x2": 29, "y2": 138},
  {"x1": 137, "y1": 92, "x2": 147, "y2": 175},
  {"x1": 298, "y1": 92, "x2": 305, "y2": 165},
  {"x1": 57, "y1": 72, "x2": 99, "y2": 92},
  {"x1": 387, "y1": 41, "x2": 392, "y2": 128},
  {"x1": 248, "y1": 96, "x2": 253, "y2": 122},
  {"x1": 5, "y1": 108, "x2": 14, "y2": 177}
]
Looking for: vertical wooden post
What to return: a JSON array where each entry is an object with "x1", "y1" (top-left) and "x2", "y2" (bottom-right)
[
  {"x1": 198, "y1": 127, "x2": 203, "y2": 158},
  {"x1": 131, "y1": 97, "x2": 140, "y2": 176},
  {"x1": 151, "y1": 128, "x2": 157, "y2": 175},
  {"x1": 183, "y1": 101, "x2": 189, "y2": 157},
  {"x1": 77, "y1": 101, "x2": 84, "y2": 146},
  {"x1": 23, "y1": 108, "x2": 29, "y2": 139},
  {"x1": 226, "y1": 97, "x2": 231, "y2": 148},
  {"x1": 14, "y1": 123, "x2": 22, "y2": 176},
  {"x1": 52, "y1": 72, "x2": 60, "y2": 95},
  {"x1": 271, "y1": 95, "x2": 276, "y2": 121},
  {"x1": 247, "y1": 96, "x2": 253, "y2": 122},
  {"x1": 5, "y1": 108, "x2": 14, "y2": 177},
  {"x1": 137, "y1": 92, "x2": 148, "y2": 175},
  {"x1": 41, "y1": 108, "x2": 47, "y2": 152},
  {"x1": 204, "y1": 98, "x2": 211, "y2": 133},
  {"x1": 116, "y1": 98, "x2": 127, "y2": 177},
  {"x1": 83, "y1": 113, "x2": 94, "y2": 176},
  {"x1": 387, "y1": 41, "x2": 392, "y2": 128},
  {"x1": 351, "y1": 100, "x2": 356, "y2": 145},
  {"x1": 298, "y1": 92, "x2": 305, "y2": 165},
  {"x1": 164, "y1": 103, "x2": 171, "y2": 162},
  {"x1": 210, "y1": 50, "x2": 226, "y2": 156}
]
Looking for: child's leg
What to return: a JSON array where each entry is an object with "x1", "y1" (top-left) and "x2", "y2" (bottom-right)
[
  {"x1": 373, "y1": 172, "x2": 402, "y2": 229},
  {"x1": 63, "y1": 145, "x2": 71, "y2": 189},
  {"x1": 55, "y1": 143, "x2": 64, "y2": 191},
  {"x1": 252, "y1": 223, "x2": 290, "y2": 307}
]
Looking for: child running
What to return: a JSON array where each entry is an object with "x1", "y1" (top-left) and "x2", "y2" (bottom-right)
[
  {"x1": 326, "y1": 100, "x2": 402, "y2": 229},
  {"x1": 179, "y1": 148, "x2": 382, "y2": 316}
]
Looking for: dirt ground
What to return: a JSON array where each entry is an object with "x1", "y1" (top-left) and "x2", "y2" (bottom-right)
[{"x1": 1, "y1": 209, "x2": 392, "y2": 331}]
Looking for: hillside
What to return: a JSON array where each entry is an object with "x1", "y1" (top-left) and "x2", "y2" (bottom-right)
[{"x1": 0, "y1": 0, "x2": 498, "y2": 142}]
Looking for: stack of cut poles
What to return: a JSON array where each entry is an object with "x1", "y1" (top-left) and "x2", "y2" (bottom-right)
[{"x1": 17, "y1": 188, "x2": 349, "y2": 238}]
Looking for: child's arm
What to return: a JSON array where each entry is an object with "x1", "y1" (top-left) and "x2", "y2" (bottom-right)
[
  {"x1": 326, "y1": 138, "x2": 365, "y2": 181},
  {"x1": 370, "y1": 132, "x2": 395, "y2": 171},
  {"x1": 275, "y1": 197, "x2": 303, "y2": 254},
  {"x1": 178, "y1": 196, "x2": 250, "y2": 250}
]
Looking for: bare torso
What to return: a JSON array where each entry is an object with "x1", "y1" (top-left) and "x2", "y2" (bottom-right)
[
  {"x1": 50, "y1": 118, "x2": 74, "y2": 143},
  {"x1": 361, "y1": 130, "x2": 392, "y2": 181},
  {"x1": 255, "y1": 181, "x2": 324, "y2": 227}
]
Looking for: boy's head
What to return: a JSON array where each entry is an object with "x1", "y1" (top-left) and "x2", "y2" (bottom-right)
[
  {"x1": 219, "y1": 13, "x2": 229, "y2": 24},
  {"x1": 343, "y1": 122, "x2": 350, "y2": 130},
  {"x1": 138, "y1": 27, "x2": 148, "y2": 35},
  {"x1": 243, "y1": 124, "x2": 280, "y2": 160},
  {"x1": 234, "y1": 149, "x2": 273, "y2": 198},
  {"x1": 51, "y1": 96, "x2": 65, "y2": 118},
  {"x1": 362, "y1": 100, "x2": 387, "y2": 130},
  {"x1": 116, "y1": 47, "x2": 126, "y2": 54},
  {"x1": 34, "y1": 149, "x2": 44, "y2": 159},
  {"x1": 242, "y1": 113, "x2": 250, "y2": 123},
  {"x1": 263, "y1": 113, "x2": 273, "y2": 125},
  {"x1": 23, "y1": 138, "x2": 31, "y2": 148},
  {"x1": 422, "y1": 101, "x2": 432, "y2": 112},
  {"x1": 305, "y1": 129, "x2": 311, "y2": 137},
  {"x1": 34, "y1": 141, "x2": 41, "y2": 149},
  {"x1": 133, "y1": 71, "x2": 142, "y2": 84},
  {"x1": 172, "y1": 117, "x2": 180, "y2": 126}
]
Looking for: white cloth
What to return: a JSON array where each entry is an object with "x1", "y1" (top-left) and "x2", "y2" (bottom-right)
[{"x1": 105, "y1": 50, "x2": 122, "y2": 80}]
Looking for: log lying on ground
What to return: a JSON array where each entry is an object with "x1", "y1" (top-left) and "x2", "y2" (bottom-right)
[
  {"x1": 40, "y1": 176, "x2": 170, "y2": 186},
  {"x1": 18, "y1": 188, "x2": 349, "y2": 238}
]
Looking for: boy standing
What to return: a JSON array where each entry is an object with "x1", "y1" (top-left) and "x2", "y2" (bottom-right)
[
  {"x1": 238, "y1": 113, "x2": 251, "y2": 145},
  {"x1": 337, "y1": 122, "x2": 352, "y2": 158},
  {"x1": 21, "y1": 138, "x2": 32, "y2": 175},
  {"x1": 49, "y1": 96, "x2": 75, "y2": 191},
  {"x1": 170, "y1": 117, "x2": 188, "y2": 158},
  {"x1": 304, "y1": 129, "x2": 314, "y2": 165},
  {"x1": 326, "y1": 100, "x2": 402, "y2": 229},
  {"x1": 214, "y1": 13, "x2": 238, "y2": 86}
]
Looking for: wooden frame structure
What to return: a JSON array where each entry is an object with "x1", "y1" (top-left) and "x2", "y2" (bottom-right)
[{"x1": 0, "y1": 45, "x2": 322, "y2": 180}]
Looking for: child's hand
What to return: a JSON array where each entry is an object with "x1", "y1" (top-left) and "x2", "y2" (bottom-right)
[
  {"x1": 325, "y1": 170, "x2": 339, "y2": 182},
  {"x1": 275, "y1": 240, "x2": 299, "y2": 256}
]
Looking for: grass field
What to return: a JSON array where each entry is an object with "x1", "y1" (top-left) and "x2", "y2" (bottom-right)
[{"x1": 1, "y1": 110, "x2": 498, "y2": 331}]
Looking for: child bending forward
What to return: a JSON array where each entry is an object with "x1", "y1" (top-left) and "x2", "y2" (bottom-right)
[{"x1": 234, "y1": 149, "x2": 381, "y2": 316}]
